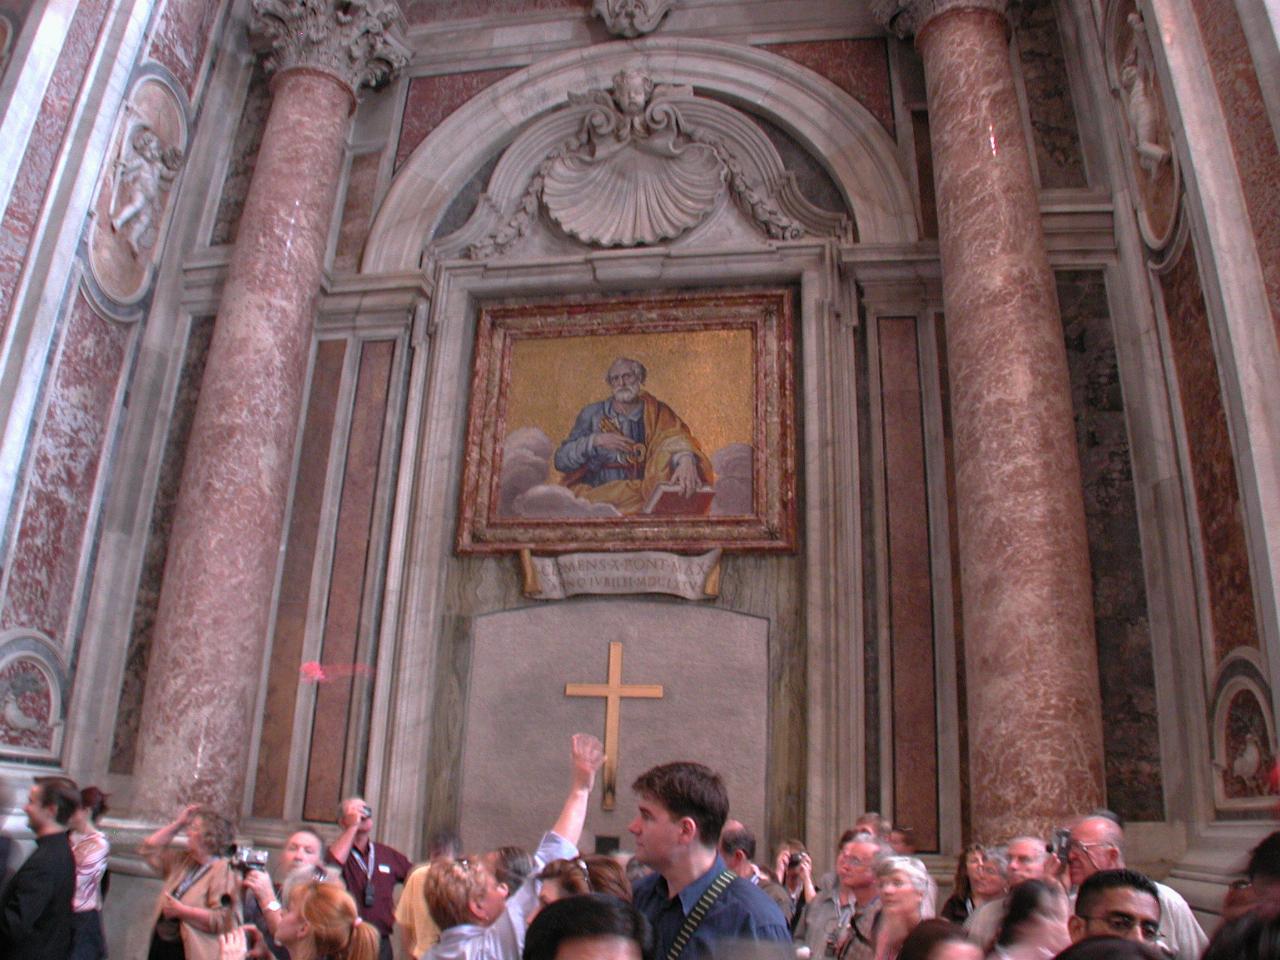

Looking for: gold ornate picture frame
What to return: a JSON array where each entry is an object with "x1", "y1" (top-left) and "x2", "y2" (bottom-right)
[{"x1": 456, "y1": 289, "x2": 797, "y2": 553}]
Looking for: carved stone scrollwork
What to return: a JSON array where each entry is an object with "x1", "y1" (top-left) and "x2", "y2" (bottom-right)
[
  {"x1": 467, "y1": 68, "x2": 807, "y2": 258},
  {"x1": 593, "y1": 0, "x2": 674, "y2": 38},
  {"x1": 251, "y1": 0, "x2": 410, "y2": 97},
  {"x1": 871, "y1": 0, "x2": 1009, "y2": 38}
]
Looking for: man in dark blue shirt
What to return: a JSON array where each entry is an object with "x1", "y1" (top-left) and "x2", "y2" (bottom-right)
[{"x1": 628, "y1": 762, "x2": 790, "y2": 960}]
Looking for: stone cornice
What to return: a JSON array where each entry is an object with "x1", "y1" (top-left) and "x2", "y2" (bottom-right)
[
  {"x1": 870, "y1": 0, "x2": 1009, "y2": 39},
  {"x1": 251, "y1": 0, "x2": 410, "y2": 98}
]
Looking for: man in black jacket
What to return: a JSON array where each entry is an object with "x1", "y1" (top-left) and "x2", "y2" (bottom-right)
[{"x1": 0, "y1": 776, "x2": 80, "y2": 960}]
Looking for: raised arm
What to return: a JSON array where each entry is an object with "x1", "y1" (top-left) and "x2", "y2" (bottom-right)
[
  {"x1": 550, "y1": 733, "x2": 604, "y2": 847},
  {"x1": 327, "y1": 800, "x2": 361, "y2": 865},
  {"x1": 141, "y1": 804, "x2": 199, "y2": 870}
]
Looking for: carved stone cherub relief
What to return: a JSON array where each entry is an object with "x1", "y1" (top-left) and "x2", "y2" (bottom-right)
[
  {"x1": 110, "y1": 124, "x2": 184, "y2": 257},
  {"x1": 1106, "y1": 1, "x2": 1178, "y2": 250},
  {"x1": 468, "y1": 68, "x2": 806, "y2": 258},
  {"x1": 88, "y1": 73, "x2": 189, "y2": 308}
]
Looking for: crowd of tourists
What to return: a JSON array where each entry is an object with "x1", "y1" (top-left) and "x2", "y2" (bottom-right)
[{"x1": 1, "y1": 734, "x2": 1278, "y2": 960}]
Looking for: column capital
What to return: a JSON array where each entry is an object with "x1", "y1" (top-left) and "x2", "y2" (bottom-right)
[
  {"x1": 252, "y1": 0, "x2": 410, "y2": 98},
  {"x1": 871, "y1": 0, "x2": 1010, "y2": 39}
]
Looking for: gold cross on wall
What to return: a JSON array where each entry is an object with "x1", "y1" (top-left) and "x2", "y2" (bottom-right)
[{"x1": 565, "y1": 641, "x2": 664, "y2": 810}]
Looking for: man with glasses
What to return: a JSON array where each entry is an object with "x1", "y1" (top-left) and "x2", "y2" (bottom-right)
[
  {"x1": 1068, "y1": 868, "x2": 1162, "y2": 947},
  {"x1": 329, "y1": 796, "x2": 414, "y2": 960},
  {"x1": 793, "y1": 831, "x2": 886, "y2": 960},
  {"x1": 1065, "y1": 816, "x2": 1206, "y2": 959}
]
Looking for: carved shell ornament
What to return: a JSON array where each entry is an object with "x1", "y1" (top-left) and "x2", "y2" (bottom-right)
[
  {"x1": 542, "y1": 71, "x2": 724, "y2": 246},
  {"x1": 467, "y1": 69, "x2": 805, "y2": 258}
]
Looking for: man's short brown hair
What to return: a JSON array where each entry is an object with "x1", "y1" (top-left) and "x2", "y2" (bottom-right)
[
  {"x1": 631, "y1": 762, "x2": 728, "y2": 847},
  {"x1": 34, "y1": 776, "x2": 80, "y2": 825},
  {"x1": 423, "y1": 857, "x2": 493, "y2": 930}
]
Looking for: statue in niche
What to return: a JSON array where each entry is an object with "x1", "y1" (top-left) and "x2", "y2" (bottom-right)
[
  {"x1": 469, "y1": 67, "x2": 803, "y2": 257},
  {"x1": 110, "y1": 124, "x2": 184, "y2": 257},
  {"x1": 1119, "y1": 11, "x2": 1170, "y2": 174}
]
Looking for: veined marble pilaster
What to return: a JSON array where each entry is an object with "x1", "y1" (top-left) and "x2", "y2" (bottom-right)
[
  {"x1": 875, "y1": 0, "x2": 1106, "y2": 840},
  {"x1": 132, "y1": 2, "x2": 407, "y2": 817}
]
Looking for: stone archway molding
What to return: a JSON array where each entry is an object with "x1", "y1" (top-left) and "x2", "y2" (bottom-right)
[{"x1": 362, "y1": 36, "x2": 918, "y2": 273}]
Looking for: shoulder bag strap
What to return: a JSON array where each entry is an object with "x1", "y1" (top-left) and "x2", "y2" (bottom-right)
[{"x1": 666, "y1": 869, "x2": 736, "y2": 960}]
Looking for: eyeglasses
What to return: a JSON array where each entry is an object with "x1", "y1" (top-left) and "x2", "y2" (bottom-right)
[
  {"x1": 1078, "y1": 911, "x2": 1162, "y2": 942},
  {"x1": 1065, "y1": 840, "x2": 1113, "y2": 857},
  {"x1": 837, "y1": 854, "x2": 872, "y2": 866}
]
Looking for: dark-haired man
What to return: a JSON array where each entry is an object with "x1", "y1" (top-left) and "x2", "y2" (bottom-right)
[
  {"x1": 1066, "y1": 815, "x2": 1206, "y2": 958},
  {"x1": 0, "y1": 776, "x2": 80, "y2": 960},
  {"x1": 1069, "y1": 868, "x2": 1162, "y2": 947},
  {"x1": 719, "y1": 820, "x2": 793, "y2": 925},
  {"x1": 628, "y1": 762, "x2": 790, "y2": 959}
]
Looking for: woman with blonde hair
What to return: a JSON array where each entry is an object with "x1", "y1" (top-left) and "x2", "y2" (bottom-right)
[
  {"x1": 142, "y1": 804, "x2": 239, "y2": 960},
  {"x1": 221, "y1": 881, "x2": 378, "y2": 960}
]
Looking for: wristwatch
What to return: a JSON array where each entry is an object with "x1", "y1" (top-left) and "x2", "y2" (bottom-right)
[{"x1": 266, "y1": 899, "x2": 282, "y2": 913}]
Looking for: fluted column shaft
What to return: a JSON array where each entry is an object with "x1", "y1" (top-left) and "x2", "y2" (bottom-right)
[
  {"x1": 917, "y1": 6, "x2": 1105, "y2": 840},
  {"x1": 133, "y1": 1, "x2": 407, "y2": 816}
]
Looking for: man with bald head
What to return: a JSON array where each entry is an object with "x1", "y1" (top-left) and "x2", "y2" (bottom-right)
[
  {"x1": 719, "y1": 820, "x2": 794, "y2": 924},
  {"x1": 1066, "y1": 814, "x2": 1206, "y2": 959}
]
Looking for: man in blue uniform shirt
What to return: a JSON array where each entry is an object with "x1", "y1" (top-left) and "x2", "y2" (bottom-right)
[{"x1": 628, "y1": 762, "x2": 791, "y2": 960}]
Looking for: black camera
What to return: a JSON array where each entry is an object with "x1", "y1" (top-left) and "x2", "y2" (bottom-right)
[
  {"x1": 231, "y1": 845, "x2": 271, "y2": 872},
  {"x1": 1051, "y1": 827, "x2": 1072, "y2": 862},
  {"x1": 787, "y1": 852, "x2": 804, "y2": 869}
]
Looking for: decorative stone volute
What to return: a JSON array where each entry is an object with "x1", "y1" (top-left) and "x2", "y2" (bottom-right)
[
  {"x1": 593, "y1": 0, "x2": 674, "y2": 38},
  {"x1": 252, "y1": 0, "x2": 409, "y2": 97},
  {"x1": 871, "y1": 0, "x2": 1009, "y2": 38}
]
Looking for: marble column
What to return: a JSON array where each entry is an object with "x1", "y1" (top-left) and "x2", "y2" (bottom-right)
[
  {"x1": 873, "y1": 0, "x2": 1105, "y2": 840},
  {"x1": 132, "y1": 1, "x2": 407, "y2": 816}
]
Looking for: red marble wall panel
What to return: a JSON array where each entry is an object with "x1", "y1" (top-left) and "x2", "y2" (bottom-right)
[
  {"x1": 334, "y1": 152, "x2": 382, "y2": 272},
  {"x1": 211, "y1": 62, "x2": 271, "y2": 246},
  {"x1": 111, "y1": 315, "x2": 215, "y2": 774},
  {"x1": 1, "y1": 293, "x2": 130, "y2": 641},
  {"x1": 1188, "y1": 0, "x2": 1280, "y2": 347},
  {"x1": 146, "y1": 0, "x2": 224, "y2": 98},
  {"x1": 302, "y1": 340, "x2": 394, "y2": 822},
  {"x1": 396, "y1": 68, "x2": 516, "y2": 170},
  {"x1": 404, "y1": 0, "x2": 587, "y2": 24},
  {"x1": 879, "y1": 317, "x2": 939, "y2": 852},
  {"x1": 762, "y1": 40, "x2": 895, "y2": 138},
  {"x1": 1160, "y1": 240, "x2": 1260, "y2": 663},
  {"x1": 0, "y1": 0, "x2": 110, "y2": 337},
  {"x1": 251, "y1": 339, "x2": 347, "y2": 819}
]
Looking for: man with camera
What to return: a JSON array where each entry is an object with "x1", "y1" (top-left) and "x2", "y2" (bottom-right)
[
  {"x1": 793, "y1": 831, "x2": 887, "y2": 960},
  {"x1": 241, "y1": 829, "x2": 330, "y2": 958},
  {"x1": 328, "y1": 797, "x2": 412, "y2": 960}
]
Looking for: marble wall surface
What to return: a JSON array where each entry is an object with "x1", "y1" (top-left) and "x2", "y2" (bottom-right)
[
  {"x1": 1186, "y1": 0, "x2": 1280, "y2": 345},
  {"x1": 1160, "y1": 238, "x2": 1260, "y2": 664},
  {"x1": 0, "y1": 0, "x2": 110, "y2": 331},
  {"x1": 1, "y1": 295, "x2": 129, "y2": 642},
  {"x1": 1058, "y1": 269, "x2": 1162, "y2": 821},
  {"x1": 210, "y1": 63, "x2": 270, "y2": 247},
  {"x1": 1013, "y1": 0, "x2": 1088, "y2": 189},
  {"x1": 396, "y1": 69, "x2": 516, "y2": 171},
  {"x1": 111, "y1": 316, "x2": 215, "y2": 774},
  {"x1": 763, "y1": 39, "x2": 896, "y2": 138},
  {"x1": 146, "y1": 0, "x2": 225, "y2": 97}
]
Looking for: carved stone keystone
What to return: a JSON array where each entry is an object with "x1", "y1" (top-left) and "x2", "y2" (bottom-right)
[{"x1": 593, "y1": 0, "x2": 674, "y2": 37}]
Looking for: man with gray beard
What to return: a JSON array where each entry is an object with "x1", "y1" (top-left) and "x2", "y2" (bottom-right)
[{"x1": 554, "y1": 356, "x2": 713, "y2": 514}]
